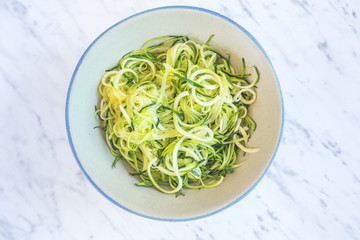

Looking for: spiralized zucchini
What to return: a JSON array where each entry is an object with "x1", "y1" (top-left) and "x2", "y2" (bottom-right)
[{"x1": 95, "y1": 35, "x2": 259, "y2": 196}]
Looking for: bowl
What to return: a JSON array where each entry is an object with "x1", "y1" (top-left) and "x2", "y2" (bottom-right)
[{"x1": 66, "y1": 6, "x2": 283, "y2": 221}]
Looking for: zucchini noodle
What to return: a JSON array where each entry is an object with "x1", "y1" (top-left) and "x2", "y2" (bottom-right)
[{"x1": 95, "y1": 35, "x2": 260, "y2": 196}]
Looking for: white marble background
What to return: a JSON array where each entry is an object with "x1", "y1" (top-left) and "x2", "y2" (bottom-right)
[{"x1": 1, "y1": 0, "x2": 360, "y2": 239}]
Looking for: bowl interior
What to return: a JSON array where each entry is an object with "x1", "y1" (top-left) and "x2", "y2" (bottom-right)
[{"x1": 67, "y1": 7, "x2": 282, "y2": 220}]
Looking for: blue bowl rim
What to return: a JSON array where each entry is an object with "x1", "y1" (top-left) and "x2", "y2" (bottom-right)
[{"x1": 65, "y1": 5, "x2": 284, "y2": 222}]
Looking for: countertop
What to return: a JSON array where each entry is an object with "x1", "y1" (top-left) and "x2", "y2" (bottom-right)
[{"x1": 1, "y1": 0, "x2": 359, "y2": 239}]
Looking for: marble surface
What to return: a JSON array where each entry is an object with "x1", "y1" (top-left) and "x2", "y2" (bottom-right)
[{"x1": 1, "y1": 0, "x2": 360, "y2": 239}]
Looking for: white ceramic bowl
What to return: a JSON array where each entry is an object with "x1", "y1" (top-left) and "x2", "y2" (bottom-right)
[{"x1": 66, "y1": 6, "x2": 283, "y2": 221}]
